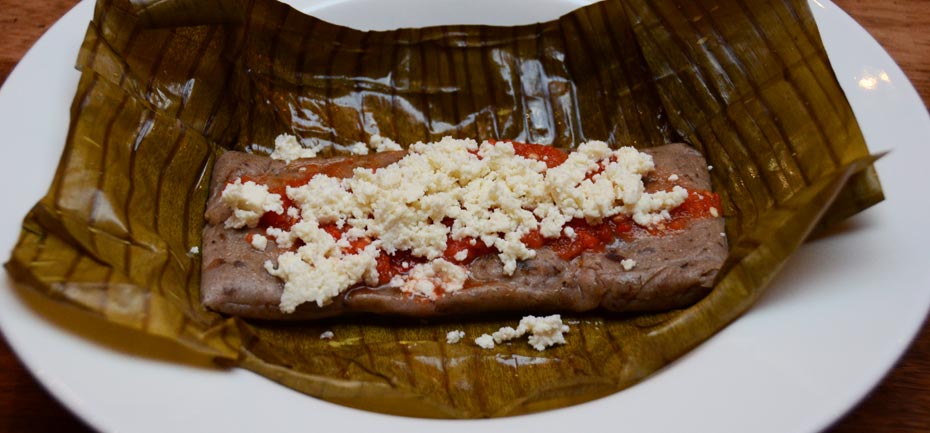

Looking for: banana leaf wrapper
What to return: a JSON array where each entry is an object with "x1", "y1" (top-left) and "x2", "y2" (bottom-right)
[{"x1": 5, "y1": 0, "x2": 883, "y2": 418}]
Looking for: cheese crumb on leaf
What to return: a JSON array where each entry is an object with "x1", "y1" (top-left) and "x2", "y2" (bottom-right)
[
  {"x1": 477, "y1": 314, "x2": 571, "y2": 351},
  {"x1": 446, "y1": 330, "x2": 465, "y2": 344},
  {"x1": 520, "y1": 315, "x2": 571, "y2": 351},
  {"x1": 475, "y1": 334, "x2": 496, "y2": 349},
  {"x1": 335, "y1": 141, "x2": 369, "y2": 156},
  {"x1": 270, "y1": 134, "x2": 322, "y2": 163},
  {"x1": 370, "y1": 134, "x2": 403, "y2": 152},
  {"x1": 271, "y1": 133, "x2": 402, "y2": 164},
  {"x1": 491, "y1": 326, "x2": 522, "y2": 344}
]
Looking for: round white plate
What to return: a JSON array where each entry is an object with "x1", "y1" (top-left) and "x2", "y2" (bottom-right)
[{"x1": 1, "y1": 1, "x2": 928, "y2": 432}]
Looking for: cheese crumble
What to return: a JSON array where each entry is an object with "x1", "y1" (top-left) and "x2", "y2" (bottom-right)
[
  {"x1": 521, "y1": 315, "x2": 571, "y2": 351},
  {"x1": 563, "y1": 226, "x2": 577, "y2": 239},
  {"x1": 446, "y1": 330, "x2": 465, "y2": 344},
  {"x1": 270, "y1": 133, "x2": 403, "y2": 164},
  {"x1": 220, "y1": 179, "x2": 283, "y2": 229},
  {"x1": 224, "y1": 137, "x2": 690, "y2": 313},
  {"x1": 620, "y1": 258, "x2": 636, "y2": 271},
  {"x1": 476, "y1": 314, "x2": 570, "y2": 351},
  {"x1": 370, "y1": 134, "x2": 403, "y2": 152},
  {"x1": 264, "y1": 221, "x2": 381, "y2": 312},
  {"x1": 250, "y1": 234, "x2": 268, "y2": 251},
  {"x1": 270, "y1": 134, "x2": 322, "y2": 163},
  {"x1": 391, "y1": 259, "x2": 468, "y2": 300},
  {"x1": 475, "y1": 334, "x2": 496, "y2": 349}
]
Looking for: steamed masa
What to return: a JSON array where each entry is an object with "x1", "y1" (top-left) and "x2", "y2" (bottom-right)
[{"x1": 201, "y1": 137, "x2": 727, "y2": 320}]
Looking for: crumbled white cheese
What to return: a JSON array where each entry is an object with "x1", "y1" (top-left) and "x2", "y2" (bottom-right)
[
  {"x1": 265, "y1": 227, "x2": 296, "y2": 248},
  {"x1": 543, "y1": 142, "x2": 654, "y2": 226},
  {"x1": 335, "y1": 141, "x2": 369, "y2": 156},
  {"x1": 189, "y1": 246, "x2": 199, "y2": 255},
  {"x1": 391, "y1": 259, "x2": 468, "y2": 300},
  {"x1": 264, "y1": 221, "x2": 381, "y2": 312},
  {"x1": 520, "y1": 315, "x2": 570, "y2": 351},
  {"x1": 369, "y1": 134, "x2": 403, "y2": 152},
  {"x1": 220, "y1": 178, "x2": 284, "y2": 229},
  {"x1": 320, "y1": 330, "x2": 334, "y2": 339},
  {"x1": 272, "y1": 133, "x2": 407, "y2": 164},
  {"x1": 710, "y1": 207, "x2": 719, "y2": 217},
  {"x1": 620, "y1": 258, "x2": 636, "y2": 271},
  {"x1": 475, "y1": 334, "x2": 496, "y2": 349},
  {"x1": 232, "y1": 136, "x2": 692, "y2": 312},
  {"x1": 453, "y1": 249, "x2": 469, "y2": 262},
  {"x1": 563, "y1": 226, "x2": 576, "y2": 239},
  {"x1": 491, "y1": 326, "x2": 522, "y2": 343},
  {"x1": 287, "y1": 175, "x2": 356, "y2": 224},
  {"x1": 270, "y1": 134, "x2": 323, "y2": 163},
  {"x1": 272, "y1": 134, "x2": 403, "y2": 164},
  {"x1": 446, "y1": 330, "x2": 465, "y2": 344},
  {"x1": 631, "y1": 186, "x2": 689, "y2": 226},
  {"x1": 250, "y1": 234, "x2": 268, "y2": 251},
  {"x1": 477, "y1": 314, "x2": 571, "y2": 351},
  {"x1": 708, "y1": 165, "x2": 714, "y2": 171},
  {"x1": 668, "y1": 174, "x2": 679, "y2": 181}
]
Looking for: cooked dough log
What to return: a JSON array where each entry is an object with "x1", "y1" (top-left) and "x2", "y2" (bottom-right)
[{"x1": 201, "y1": 143, "x2": 727, "y2": 320}]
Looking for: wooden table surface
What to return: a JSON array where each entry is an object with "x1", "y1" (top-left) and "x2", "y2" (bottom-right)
[{"x1": 1, "y1": 0, "x2": 928, "y2": 431}]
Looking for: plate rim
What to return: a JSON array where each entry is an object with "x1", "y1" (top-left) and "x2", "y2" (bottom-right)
[{"x1": 1, "y1": 1, "x2": 929, "y2": 432}]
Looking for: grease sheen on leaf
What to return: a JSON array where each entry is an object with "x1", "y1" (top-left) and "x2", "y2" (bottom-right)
[{"x1": 5, "y1": 0, "x2": 882, "y2": 418}]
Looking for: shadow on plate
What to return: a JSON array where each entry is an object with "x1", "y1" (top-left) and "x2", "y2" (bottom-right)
[
  {"x1": 6, "y1": 276, "x2": 220, "y2": 370},
  {"x1": 808, "y1": 217, "x2": 875, "y2": 243},
  {"x1": 752, "y1": 214, "x2": 877, "y2": 312}
]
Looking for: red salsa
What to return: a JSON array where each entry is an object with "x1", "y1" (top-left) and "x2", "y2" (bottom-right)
[{"x1": 232, "y1": 141, "x2": 720, "y2": 277}]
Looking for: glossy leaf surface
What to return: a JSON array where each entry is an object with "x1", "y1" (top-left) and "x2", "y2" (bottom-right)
[{"x1": 6, "y1": 0, "x2": 882, "y2": 418}]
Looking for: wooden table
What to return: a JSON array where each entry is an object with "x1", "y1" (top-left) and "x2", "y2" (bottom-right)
[{"x1": 0, "y1": 1, "x2": 927, "y2": 431}]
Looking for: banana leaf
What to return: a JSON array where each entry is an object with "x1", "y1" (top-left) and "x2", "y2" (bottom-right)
[{"x1": 5, "y1": 0, "x2": 883, "y2": 418}]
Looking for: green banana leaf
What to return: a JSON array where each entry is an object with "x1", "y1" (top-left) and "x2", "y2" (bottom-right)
[{"x1": 5, "y1": 0, "x2": 883, "y2": 418}]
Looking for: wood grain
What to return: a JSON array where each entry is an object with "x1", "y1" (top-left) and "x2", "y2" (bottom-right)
[
  {"x1": 0, "y1": 0, "x2": 927, "y2": 432},
  {"x1": 823, "y1": 1, "x2": 930, "y2": 432},
  {"x1": 1, "y1": 1, "x2": 93, "y2": 429}
]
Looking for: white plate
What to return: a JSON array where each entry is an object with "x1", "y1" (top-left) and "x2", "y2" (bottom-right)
[{"x1": 1, "y1": 1, "x2": 928, "y2": 432}]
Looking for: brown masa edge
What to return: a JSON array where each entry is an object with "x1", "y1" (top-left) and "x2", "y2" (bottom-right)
[{"x1": 200, "y1": 143, "x2": 727, "y2": 320}]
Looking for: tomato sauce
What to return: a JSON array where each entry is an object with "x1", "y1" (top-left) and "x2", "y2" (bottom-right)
[
  {"x1": 507, "y1": 141, "x2": 569, "y2": 168},
  {"x1": 232, "y1": 141, "x2": 720, "y2": 270},
  {"x1": 318, "y1": 224, "x2": 417, "y2": 285}
]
